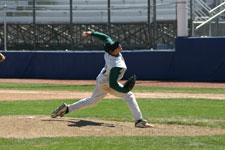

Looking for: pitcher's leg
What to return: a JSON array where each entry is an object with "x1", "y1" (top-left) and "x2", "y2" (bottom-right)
[
  {"x1": 121, "y1": 92, "x2": 154, "y2": 128},
  {"x1": 68, "y1": 94, "x2": 105, "y2": 112},
  {"x1": 122, "y1": 92, "x2": 143, "y2": 121},
  {"x1": 51, "y1": 83, "x2": 107, "y2": 118},
  {"x1": 68, "y1": 85, "x2": 107, "y2": 112}
]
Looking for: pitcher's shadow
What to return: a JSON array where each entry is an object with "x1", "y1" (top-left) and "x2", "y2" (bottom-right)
[
  {"x1": 42, "y1": 119, "x2": 115, "y2": 128},
  {"x1": 68, "y1": 120, "x2": 115, "y2": 127}
]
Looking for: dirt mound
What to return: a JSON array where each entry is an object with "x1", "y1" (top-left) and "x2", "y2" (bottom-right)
[{"x1": 1, "y1": 115, "x2": 225, "y2": 139}]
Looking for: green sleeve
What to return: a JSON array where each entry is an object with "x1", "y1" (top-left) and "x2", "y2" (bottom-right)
[
  {"x1": 91, "y1": 31, "x2": 113, "y2": 43},
  {"x1": 109, "y1": 67, "x2": 129, "y2": 93}
]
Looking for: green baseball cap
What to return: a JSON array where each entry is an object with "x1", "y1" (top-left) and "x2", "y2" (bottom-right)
[{"x1": 104, "y1": 41, "x2": 120, "y2": 53}]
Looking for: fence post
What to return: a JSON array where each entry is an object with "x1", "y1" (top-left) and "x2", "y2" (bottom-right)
[
  {"x1": 70, "y1": 0, "x2": 74, "y2": 50},
  {"x1": 177, "y1": 0, "x2": 188, "y2": 36},
  {"x1": 33, "y1": 0, "x2": 37, "y2": 50},
  {"x1": 147, "y1": 0, "x2": 151, "y2": 49},
  {"x1": 4, "y1": 4, "x2": 7, "y2": 51},
  {"x1": 152, "y1": 0, "x2": 157, "y2": 48},
  {"x1": 107, "y1": 0, "x2": 111, "y2": 36},
  {"x1": 190, "y1": 0, "x2": 193, "y2": 36}
]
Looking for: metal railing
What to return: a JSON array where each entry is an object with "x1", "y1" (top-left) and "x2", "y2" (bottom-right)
[
  {"x1": 195, "y1": 0, "x2": 225, "y2": 29},
  {"x1": 192, "y1": 0, "x2": 225, "y2": 36}
]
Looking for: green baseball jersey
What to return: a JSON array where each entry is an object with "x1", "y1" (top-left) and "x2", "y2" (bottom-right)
[{"x1": 91, "y1": 31, "x2": 129, "y2": 93}]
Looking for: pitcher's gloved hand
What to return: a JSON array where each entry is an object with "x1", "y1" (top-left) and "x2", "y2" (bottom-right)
[
  {"x1": 0, "y1": 53, "x2": 6, "y2": 63},
  {"x1": 124, "y1": 75, "x2": 136, "y2": 91}
]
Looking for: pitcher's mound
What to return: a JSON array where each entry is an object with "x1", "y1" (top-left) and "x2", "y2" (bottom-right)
[{"x1": 1, "y1": 115, "x2": 225, "y2": 139}]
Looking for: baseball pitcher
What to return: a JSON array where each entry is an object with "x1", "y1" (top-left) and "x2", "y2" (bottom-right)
[{"x1": 51, "y1": 31, "x2": 153, "y2": 128}]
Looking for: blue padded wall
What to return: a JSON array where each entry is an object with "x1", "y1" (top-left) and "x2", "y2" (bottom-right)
[
  {"x1": 0, "y1": 50, "x2": 175, "y2": 80},
  {"x1": 1, "y1": 36, "x2": 225, "y2": 81},
  {"x1": 0, "y1": 51, "x2": 104, "y2": 79},
  {"x1": 123, "y1": 50, "x2": 175, "y2": 80},
  {"x1": 175, "y1": 37, "x2": 225, "y2": 81}
]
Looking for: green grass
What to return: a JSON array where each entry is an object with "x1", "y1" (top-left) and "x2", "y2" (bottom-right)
[
  {"x1": 0, "y1": 82, "x2": 95, "y2": 91},
  {"x1": 1, "y1": 135, "x2": 225, "y2": 150},
  {"x1": 0, "y1": 82, "x2": 225, "y2": 94},
  {"x1": 0, "y1": 82, "x2": 225, "y2": 149},
  {"x1": 1, "y1": 98, "x2": 225, "y2": 128},
  {"x1": 135, "y1": 86, "x2": 225, "y2": 94}
]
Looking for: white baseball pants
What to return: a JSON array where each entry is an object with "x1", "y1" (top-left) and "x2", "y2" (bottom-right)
[{"x1": 68, "y1": 82, "x2": 143, "y2": 121}]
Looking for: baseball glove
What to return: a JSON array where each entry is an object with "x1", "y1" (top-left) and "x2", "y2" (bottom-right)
[
  {"x1": 123, "y1": 74, "x2": 136, "y2": 91},
  {"x1": 0, "y1": 53, "x2": 6, "y2": 63}
]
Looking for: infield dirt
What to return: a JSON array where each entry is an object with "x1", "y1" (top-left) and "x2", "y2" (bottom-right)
[
  {"x1": 0, "y1": 79, "x2": 225, "y2": 139},
  {"x1": 1, "y1": 115, "x2": 225, "y2": 139}
]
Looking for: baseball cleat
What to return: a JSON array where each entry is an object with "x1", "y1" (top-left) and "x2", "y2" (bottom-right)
[
  {"x1": 135, "y1": 119, "x2": 154, "y2": 128},
  {"x1": 51, "y1": 103, "x2": 68, "y2": 118}
]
